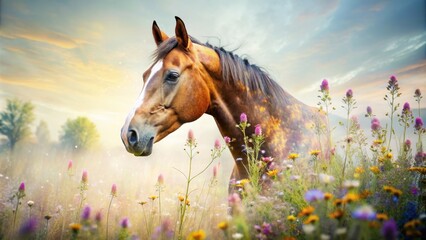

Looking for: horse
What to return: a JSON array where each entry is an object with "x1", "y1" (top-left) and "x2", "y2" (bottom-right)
[{"x1": 121, "y1": 17, "x2": 325, "y2": 183}]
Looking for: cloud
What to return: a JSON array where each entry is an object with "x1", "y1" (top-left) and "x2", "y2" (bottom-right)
[{"x1": 0, "y1": 16, "x2": 87, "y2": 49}]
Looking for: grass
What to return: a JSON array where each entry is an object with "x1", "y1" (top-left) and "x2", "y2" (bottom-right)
[{"x1": 0, "y1": 75, "x2": 425, "y2": 239}]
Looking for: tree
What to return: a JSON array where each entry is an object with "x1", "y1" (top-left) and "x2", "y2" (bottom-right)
[
  {"x1": 36, "y1": 120, "x2": 50, "y2": 144},
  {"x1": 0, "y1": 98, "x2": 35, "y2": 150},
  {"x1": 60, "y1": 116, "x2": 99, "y2": 151}
]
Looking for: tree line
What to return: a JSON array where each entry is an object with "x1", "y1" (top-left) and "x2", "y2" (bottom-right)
[{"x1": 0, "y1": 98, "x2": 99, "y2": 152}]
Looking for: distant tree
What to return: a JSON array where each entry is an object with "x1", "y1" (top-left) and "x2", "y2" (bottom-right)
[
  {"x1": 60, "y1": 116, "x2": 99, "y2": 151},
  {"x1": 36, "y1": 120, "x2": 50, "y2": 144},
  {"x1": 0, "y1": 98, "x2": 35, "y2": 150}
]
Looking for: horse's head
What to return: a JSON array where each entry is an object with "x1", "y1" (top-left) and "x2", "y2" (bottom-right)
[{"x1": 121, "y1": 17, "x2": 219, "y2": 156}]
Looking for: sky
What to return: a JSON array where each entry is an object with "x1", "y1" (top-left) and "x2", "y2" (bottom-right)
[{"x1": 0, "y1": 0, "x2": 425, "y2": 151}]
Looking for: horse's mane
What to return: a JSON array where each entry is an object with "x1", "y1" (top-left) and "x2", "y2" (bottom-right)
[{"x1": 153, "y1": 37, "x2": 295, "y2": 106}]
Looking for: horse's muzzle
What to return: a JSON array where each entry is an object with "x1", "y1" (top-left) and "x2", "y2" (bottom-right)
[{"x1": 122, "y1": 126, "x2": 155, "y2": 156}]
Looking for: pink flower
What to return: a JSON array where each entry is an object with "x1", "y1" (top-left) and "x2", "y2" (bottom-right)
[
  {"x1": 214, "y1": 139, "x2": 221, "y2": 150},
  {"x1": 366, "y1": 106, "x2": 372, "y2": 116},
  {"x1": 95, "y1": 211, "x2": 102, "y2": 222},
  {"x1": 346, "y1": 89, "x2": 353, "y2": 99},
  {"x1": 81, "y1": 170, "x2": 88, "y2": 184},
  {"x1": 240, "y1": 113, "x2": 247, "y2": 123},
  {"x1": 402, "y1": 102, "x2": 411, "y2": 114},
  {"x1": 187, "y1": 129, "x2": 195, "y2": 144},
  {"x1": 67, "y1": 160, "x2": 73, "y2": 171},
  {"x1": 223, "y1": 136, "x2": 231, "y2": 144},
  {"x1": 371, "y1": 118, "x2": 381, "y2": 131},
  {"x1": 120, "y1": 217, "x2": 130, "y2": 228},
  {"x1": 415, "y1": 117, "x2": 423, "y2": 131},
  {"x1": 228, "y1": 193, "x2": 241, "y2": 206},
  {"x1": 111, "y1": 184, "x2": 117, "y2": 196},
  {"x1": 19, "y1": 182, "x2": 25, "y2": 193},
  {"x1": 157, "y1": 174, "x2": 164, "y2": 185},
  {"x1": 389, "y1": 75, "x2": 397, "y2": 86},
  {"x1": 213, "y1": 165, "x2": 219, "y2": 178},
  {"x1": 320, "y1": 79, "x2": 329, "y2": 93},
  {"x1": 255, "y1": 124, "x2": 262, "y2": 136}
]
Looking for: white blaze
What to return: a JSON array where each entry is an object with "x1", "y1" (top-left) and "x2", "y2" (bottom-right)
[{"x1": 123, "y1": 60, "x2": 163, "y2": 133}]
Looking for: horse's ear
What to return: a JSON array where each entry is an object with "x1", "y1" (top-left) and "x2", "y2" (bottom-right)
[
  {"x1": 152, "y1": 21, "x2": 169, "y2": 46},
  {"x1": 175, "y1": 16, "x2": 191, "y2": 49}
]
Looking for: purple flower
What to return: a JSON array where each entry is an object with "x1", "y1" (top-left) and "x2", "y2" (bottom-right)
[
  {"x1": 371, "y1": 118, "x2": 381, "y2": 131},
  {"x1": 255, "y1": 222, "x2": 272, "y2": 236},
  {"x1": 254, "y1": 124, "x2": 262, "y2": 136},
  {"x1": 320, "y1": 79, "x2": 329, "y2": 93},
  {"x1": 228, "y1": 193, "x2": 241, "y2": 206},
  {"x1": 120, "y1": 217, "x2": 130, "y2": 228},
  {"x1": 304, "y1": 189, "x2": 324, "y2": 202},
  {"x1": 346, "y1": 89, "x2": 353, "y2": 99},
  {"x1": 410, "y1": 186, "x2": 419, "y2": 196},
  {"x1": 19, "y1": 182, "x2": 25, "y2": 193},
  {"x1": 403, "y1": 102, "x2": 411, "y2": 112},
  {"x1": 224, "y1": 136, "x2": 231, "y2": 144},
  {"x1": 81, "y1": 205, "x2": 91, "y2": 221},
  {"x1": 404, "y1": 139, "x2": 411, "y2": 151},
  {"x1": 381, "y1": 219, "x2": 398, "y2": 240},
  {"x1": 352, "y1": 205, "x2": 376, "y2": 220},
  {"x1": 19, "y1": 217, "x2": 38, "y2": 236},
  {"x1": 367, "y1": 106, "x2": 372, "y2": 116},
  {"x1": 389, "y1": 75, "x2": 397, "y2": 87},
  {"x1": 240, "y1": 113, "x2": 247, "y2": 123},
  {"x1": 415, "y1": 117, "x2": 423, "y2": 131},
  {"x1": 414, "y1": 152, "x2": 426, "y2": 165}
]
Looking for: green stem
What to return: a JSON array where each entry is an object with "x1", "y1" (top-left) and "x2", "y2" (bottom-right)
[
  {"x1": 178, "y1": 144, "x2": 194, "y2": 239},
  {"x1": 106, "y1": 195, "x2": 114, "y2": 240}
]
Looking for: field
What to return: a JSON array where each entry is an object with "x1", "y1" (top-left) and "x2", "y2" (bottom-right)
[{"x1": 0, "y1": 77, "x2": 425, "y2": 239}]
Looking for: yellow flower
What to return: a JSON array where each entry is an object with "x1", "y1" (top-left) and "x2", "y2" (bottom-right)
[
  {"x1": 266, "y1": 169, "x2": 279, "y2": 177},
  {"x1": 342, "y1": 193, "x2": 360, "y2": 204},
  {"x1": 299, "y1": 206, "x2": 315, "y2": 216},
  {"x1": 376, "y1": 213, "x2": 388, "y2": 221},
  {"x1": 288, "y1": 153, "x2": 299, "y2": 160},
  {"x1": 408, "y1": 167, "x2": 426, "y2": 174},
  {"x1": 187, "y1": 229, "x2": 206, "y2": 240},
  {"x1": 404, "y1": 219, "x2": 421, "y2": 229},
  {"x1": 324, "y1": 192, "x2": 334, "y2": 201},
  {"x1": 370, "y1": 166, "x2": 380, "y2": 174},
  {"x1": 309, "y1": 150, "x2": 321, "y2": 156},
  {"x1": 304, "y1": 214, "x2": 319, "y2": 224},
  {"x1": 185, "y1": 199, "x2": 190, "y2": 206},
  {"x1": 217, "y1": 221, "x2": 228, "y2": 230},
  {"x1": 287, "y1": 215, "x2": 297, "y2": 222},
  {"x1": 138, "y1": 201, "x2": 148, "y2": 206},
  {"x1": 385, "y1": 152, "x2": 393, "y2": 159},
  {"x1": 373, "y1": 139, "x2": 384, "y2": 145},
  {"x1": 355, "y1": 167, "x2": 364, "y2": 174},
  {"x1": 329, "y1": 209, "x2": 344, "y2": 220},
  {"x1": 236, "y1": 179, "x2": 250, "y2": 188},
  {"x1": 69, "y1": 223, "x2": 82, "y2": 233},
  {"x1": 149, "y1": 195, "x2": 158, "y2": 201},
  {"x1": 178, "y1": 195, "x2": 185, "y2": 202}
]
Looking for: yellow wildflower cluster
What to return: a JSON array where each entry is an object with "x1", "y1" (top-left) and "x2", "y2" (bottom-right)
[
  {"x1": 408, "y1": 167, "x2": 426, "y2": 174},
  {"x1": 383, "y1": 186, "x2": 403, "y2": 197},
  {"x1": 288, "y1": 153, "x2": 299, "y2": 160},
  {"x1": 370, "y1": 166, "x2": 380, "y2": 174},
  {"x1": 304, "y1": 214, "x2": 319, "y2": 224},
  {"x1": 403, "y1": 219, "x2": 422, "y2": 237},
  {"x1": 298, "y1": 206, "x2": 315, "y2": 217},
  {"x1": 266, "y1": 169, "x2": 279, "y2": 177},
  {"x1": 309, "y1": 150, "x2": 321, "y2": 156}
]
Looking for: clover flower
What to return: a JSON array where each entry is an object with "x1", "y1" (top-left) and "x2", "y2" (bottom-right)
[
  {"x1": 371, "y1": 118, "x2": 381, "y2": 131},
  {"x1": 223, "y1": 136, "x2": 231, "y2": 144},
  {"x1": 346, "y1": 89, "x2": 353, "y2": 99},
  {"x1": 320, "y1": 79, "x2": 329, "y2": 93},
  {"x1": 414, "y1": 117, "x2": 423, "y2": 131},
  {"x1": 214, "y1": 139, "x2": 221, "y2": 150},
  {"x1": 187, "y1": 129, "x2": 195, "y2": 144},
  {"x1": 240, "y1": 113, "x2": 247, "y2": 123}
]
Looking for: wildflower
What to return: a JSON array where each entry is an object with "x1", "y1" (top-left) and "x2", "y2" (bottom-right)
[
  {"x1": 388, "y1": 75, "x2": 398, "y2": 87},
  {"x1": 370, "y1": 166, "x2": 380, "y2": 174},
  {"x1": 319, "y1": 173, "x2": 335, "y2": 184},
  {"x1": 403, "y1": 219, "x2": 421, "y2": 229},
  {"x1": 360, "y1": 190, "x2": 372, "y2": 199},
  {"x1": 352, "y1": 205, "x2": 376, "y2": 220},
  {"x1": 302, "y1": 224, "x2": 316, "y2": 235},
  {"x1": 157, "y1": 174, "x2": 164, "y2": 185},
  {"x1": 19, "y1": 182, "x2": 25, "y2": 193},
  {"x1": 213, "y1": 165, "x2": 218, "y2": 178},
  {"x1": 232, "y1": 233, "x2": 244, "y2": 239},
  {"x1": 187, "y1": 229, "x2": 206, "y2": 240},
  {"x1": 81, "y1": 170, "x2": 88, "y2": 184},
  {"x1": 373, "y1": 139, "x2": 384, "y2": 145},
  {"x1": 369, "y1": 221, "x2": 381, "y2": 229},
  {"x1": 27, "y1": 200, "x2": 34, "y2": 207},
  {"x1": 217, "y1": 221, "x2": 228, "y2": 230},
  {"x1": 138, "y1": 201, "x2": 148, "y2": 206},
  {"x1": 346, "y1": 89, "x2": 353, "y2": 99},
  {"x1": 121, "y1": 217, "x2": 130, "y2": 228},
  {"x1": 414, "y1": 117, "x2": 423, "y2": 131},
  {"x1": 304, "y1": 215, "x2": 319, "y2": 224},
  {"x1": 304, "y1": 189, "x2": 324, "y2": 202},
  {"x1": 187, "y1": 129, "x2": 195, "y2": 144},
  {"x1": 178, "y1": 195, "x2": 185, "y2": 202},
  {"x1": 324, "y1": 192, "x2": 333, "y2": 200},
  {"x1": 111, "y1": 184, "x2": 117, "y2": 197},
  {"x1": 69, "y1": 223, "x2": 82, "y2": 233},
  {"x1": 284, "y1": 237, "x2": 296, "y2": 240},
  {"x1": 402, "y1": 102, "x2": 411, "y2": 113},
  {"x1": 261, "y1": 156, "x2": 274, "y2": 164},
  {"x1": 44, "y1": 215, "x2": 52, "y2": 221},
  {"x1": 371, "y1": 118, "x2": 381, "y2": 131},
  {"x1": 410, "y1": 186, "x2": 419, "y2": 195},
  {"x1": 342, "y1": 193, "x2": 360, "y2": 204},
  {"x1": 414, "y1": 88, "x2": 421, "y2": 98},
  {"x1": 335, "y1": 227, "x2": 347, "y2": 235},
  {"x1": 299, "y1": 206, "x2": 315, "y2": 216},
  {"x1": 19, "y1": 217, "x2": 38, "y2": 236},
  {"x1": 266, "y1": 169, "x2": 279, "y2": 177},
  {"x1": 287, "y1": 215, "x2": 296, "y2": 222},
  {"x1": 381, "y1": 219, "x2": 398, "y2": 240},
  {"x1": 149, "y1": 195, "x2": 158, "y2": 201},
  {"x1": 240, "y1": 113, "x2": 247, "y2": 123},
  {"x1": 309, "y1": 150, "x2": 321, "y2": 156},
  {"x1": 320, "y1": 79, "x2": 329, "y2": 93},
  {"x1": 95, "y1": 211, "x2": 102, "y2": 223},
  {"x1": 228, "y1": 193, "x2": 242, "y2": 207},
  {"x1": 67, "y1": 160, "x2": 73, "y2": 171},
  {"x1": 320, "y1": 234, "x2": 331, "y2": 240},
  {"x1": 185, "y1": 199, "x2": 190, "y2": 206},
  {"x1": 288, "y1": 153, "x2": 299, "y2": 160},
  {"x1": 333, "y1": 199, "x2": 344, "y2": 207},
  {"x1": 376, "y1": 213, "x2": 389, "y2": 221},
  {"x1": 366, "y1": 106, "x2": 373, "y2": 116},
  {"x1": 404, "y1": 139, "x2": 411, "y2": 151},
  {"x1": 343, "y1": 180, "x2": 360, "y2": 189},
  {"x1": 254, "y1": 222, "x2": 272, "y2": 236},
  {"x1": 81, "y1": 205, "x2": 91, "y2": 221},
  {"x1": 214, "y1": 139, "x2": 221, "y2": 150},
  {"x1": 329, "y1": 209, "x2": 344, "y2": 220},
  {"x1": 224, "y1": 136, "x2": 231, "y2": 144},
  {"x1": 254, "y1": 124, "x2": 262, "y2": 136}
]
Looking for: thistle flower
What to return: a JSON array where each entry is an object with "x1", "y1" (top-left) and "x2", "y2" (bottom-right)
[
  {"x1": 346, "y1": 89, "x2": 353, "y2": 99},
  {"x1": 19, "y1": 182, "x2": 25, "y2": 193},
  {"x1": 320, "y1": 79, "x2": 329, "y2": 93},
  {"x1": 402, "y1": 102, "x2": 411, "y2": 113},
  {"x1": 254, "y1": 124, "x2": 262, "y2": 136},
  {"x1": 81, "y1": 170, "x2": 88, "y2": 184},
  {"x1": 414, "y1": 117, "x2": 423, "y2": 131},
  {"x1": 304, "y1": 189, "x2": 324, "y2": 202},
  {"x1": 240, "y1": 113, "x2": 247, "y2": 123},
  {"x1": 254, "y1": 222, "x2": 272, "y2": 236},
  {"x1": 81, "y1": 205, "x2": 91, "y2": 221},
  {"x1": 388, "y1": 75, "x2": 398, "y2": 88},
  {"x1": 120, "y1": 217, "x2": 130, "y2": 228}
]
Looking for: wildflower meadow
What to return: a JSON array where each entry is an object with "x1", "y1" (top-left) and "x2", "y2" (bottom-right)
[{"x1": 0, "y1": 75, "x2": 425, "y2": 239}]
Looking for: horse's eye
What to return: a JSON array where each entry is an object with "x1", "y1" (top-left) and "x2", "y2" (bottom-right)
[{"x1": 165, "y1": 71, "x2": 180, "y2": 83}]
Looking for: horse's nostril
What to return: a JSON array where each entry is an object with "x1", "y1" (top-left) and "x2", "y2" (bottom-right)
[{"x1": 128, "y1": 129, "x2": 138, "y2": 146}]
